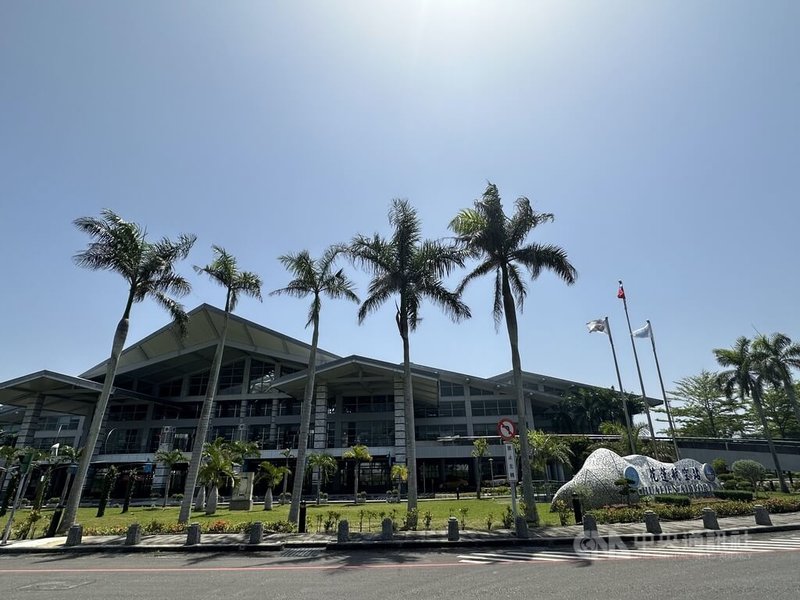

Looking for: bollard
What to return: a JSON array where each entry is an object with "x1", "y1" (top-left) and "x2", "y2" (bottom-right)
[
  {"x1": 186, "y1": 523, "x2": 201, "y2": 546},
  {"x1": 754, "y1": 505, "x2": 772, "y2": 526},
  {"x1": 65, "y1": 524, "x2": 83, "y2": 547},
  {"x1": 582, "y1": 514, "x2": 597, "y2": 533},
  {"x1": 514, "y1": 515, "x2": 529, "y2": 539},
  {"x1": 125, "y1": 523, "x2": 142, "y2": 546},
  {"x1": 298, "y1": 501, "x2": 307, "y2": 534},
  {"x1": 249, "y1": 521, "x2": 264, "y2": 545},
  {"x1": 337, "y1": 519, "x2": 349, "y2": 543},
  {"x1": 572, "y1": 493, "x2": 583, "y2": 525},
  {"x1": 702, "y1": 508, "x2": 719, "y2": 530},
  {"x1": 447, "y1": 516, "x2": 460, "y2": 541},
  {"x1": 381, "y1": 517, "x2": 393, "y2": 540},
  {"x1": 644, "y1": 510, "x2": 662, "y2": 534}
]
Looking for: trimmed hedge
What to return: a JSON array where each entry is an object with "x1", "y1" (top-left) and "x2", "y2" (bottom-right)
[
  {"x1": 653, "y1": 494, "x2": 691, "y2": 507},
  {"x1": 713, "y1": 489, "x2": 754, "y2": 502}
]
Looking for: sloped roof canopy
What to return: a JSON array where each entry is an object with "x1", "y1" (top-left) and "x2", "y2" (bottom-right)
[
  {"x1": 80, "y1": 304, "x2": 340, "y2": 383},
  {"x1": 270, "y1": 355, "x2": 441, "y2": 406},
  {"x1": 0, "y1": 370, "x2": 167, "y2": 416}
]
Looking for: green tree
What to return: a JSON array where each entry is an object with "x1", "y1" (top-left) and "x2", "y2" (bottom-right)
[
  {"x1": 450, "y1": 183, "x2": 577, "y2": 524},
  {"x1": 154, "y1": 449, "x2": 187, "y2": 507},
  {"x1": 257, "y1": 461, "x2": 290, "y2": 511},
  {"x1": 271, "y1": 247, "x2": 359, "y2": 524},
  {"x1": 349, "y1": 199, "x2": 470, "y2": 511},
  {"x1": 198, "y1": 438, "x2": 238, "y2": 516},
  {"x1": 732, "y1": 459, "x2": 767, "y2": 494},
  {"x1": 307, "y1": 452, "x2": 338, "y2": 504},
  {"x1": 225, "y1": 440, "x2": 260, "y2": 467},
  {"x1": 668, "y1": 370, "x2": 742, "y2": 437},
  {"x1": 179, "y1": 246, "x2": 262, "y2": 523},
  {"x1": 752, "y1": 333, "x2": 800, "y2": 436},
  {"x1": 714, "y1": 336, "x2": 790, "y2": 493},
  {"x1": 525, "y1": 430, "x2": 572, "y2": 487},
  {"x1": 755, "y1": 387, "x2": 800, "y2": 438},
  {"x1": 591, "y1": 421, "x2": 675, "y2": 459},
  {"x1": 61, "y1": 211, "x2": 195, "y2": 533},
  {"x1": 390, "y1": 463, "x2": 408, "y2": 496},
  {"x1": 343, "y1": 444, "x2": 372, "y2": 503},
  {"x1": 471, "y1": 437, "x2": 488, "y2": 499}
]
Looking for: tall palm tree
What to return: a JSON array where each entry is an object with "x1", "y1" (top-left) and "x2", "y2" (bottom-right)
[
  {"x1": 714, "y1": 336, "x2": 790, "y2": 493},
  {"x1": 60, "y1": 210, "x2": 195, "y2": 533},
  {"x1": 271, "y1": 247, "x2": 359, "y2": 525},
  {"x1": 178, "y1": 246, "x2": 262, "y2": 523},
  {"x1": 343, "y1": 444, "x2": 372, "y2": 503},
  {"x1": 349, "y1": 199, "x2": 471, "y2": 511},
  {"x1": 307, "y1": 452, "x2": 338, "y2": 504},
  {"x1": 752, "y1": 333, "x2": 800, "y2": 436},
  {"x1": 154, "y1": 449, "x2": 187, "y2": 507},
  {"x1": 525, "y1": 430, "x2": 572, "y2": 488},
  {"x1": 449, "y1": 183, "x2": 577, "y2": 524}
]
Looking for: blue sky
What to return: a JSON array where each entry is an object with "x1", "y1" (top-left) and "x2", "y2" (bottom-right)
[{"x1": 1, "y1": 2, "x2": 797, "y2": 432}]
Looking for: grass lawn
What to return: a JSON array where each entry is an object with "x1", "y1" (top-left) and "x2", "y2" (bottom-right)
[{"x1": 0, "y1": 497, "x2": 561, "y2": 538}]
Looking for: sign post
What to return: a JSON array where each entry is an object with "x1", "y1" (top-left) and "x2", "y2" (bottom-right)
[{"x1": 504, "y1": 441, "x2": 519, "y2": 522}]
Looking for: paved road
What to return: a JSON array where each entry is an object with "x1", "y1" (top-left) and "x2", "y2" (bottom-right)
[{"x1": 1, "y1": 531, "x2": 798, "y2": 600}]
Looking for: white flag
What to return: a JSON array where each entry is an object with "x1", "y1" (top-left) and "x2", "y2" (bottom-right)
[
  {"x1": 632, "y1": 322, "x2": 652, "y2": 338},
  {"x1": 587, "y1": 319, "x2": 607, "y2": 333}
]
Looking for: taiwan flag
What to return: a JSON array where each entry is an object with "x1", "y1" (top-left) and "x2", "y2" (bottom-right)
[{"x1": 617, "y1": 282, "x2": 626, "y2": 300}]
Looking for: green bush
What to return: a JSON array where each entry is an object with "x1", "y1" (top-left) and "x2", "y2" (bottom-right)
[
  {"x1": 712, "y1": 501, "x2": 755, "y2": 517},
  {"x1": 714, "y1": 489, "x2": 754, "y2": 502},
  {"x1": 652, "y1": 504, "x2": 697, "y2": 521},
  {"x1": 762, "y1": 497, "x2": 800, "y2": 514},
  {"x1": 653, "y1": 494, "x2": 691, "y2": 507},
  {"x1": 717, "y1": 473, "x2": 736, "y2": 483}
]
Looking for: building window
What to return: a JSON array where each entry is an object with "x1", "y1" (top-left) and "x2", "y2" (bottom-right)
[
  {"x1": 218, "y1": 360, "x2": 245, "y2": 395},
  {"x1": 280, "y1": 365, "x2": 301, "y2": 376},
  {"x1": 152, "y1": 404, "x2": 181, "y2": 420},
  {"x1": 178, "y1": 403, "x2": 202, "y2": 419},
  {"x1": 342, "y1": 395, "x2": 393, "y2": 414},
  {"x1": 209, "y1": 426, "x2": 236, "y2": 442},
  {"x1": 470, "y1": 398, "x2": 517, "y2": 416},
  {"x1": 36, "y1": 416, "x2": 81, "y2": 430},
  {"x1": 248, "y1": 425, "x2": 271, "y2": 448},
  {"x1": 542, "y1": 385, "x2": 565, "y2": 397},
  {"x1": 440, "y1": 381, "x2": 465, "y2": 397},
  {"x1": 188, "y1": 371, "x2": 210, "y2": 396},
  {"x1": 276, "y1": 425, "x2": 300, "y2": 448},
  {"x1": 248, "y1": 359, "x2": 276, "y2": 393},
  {"x1": 343, "y1": 421, "x2": 394, "y2": 447},
  {"x1": 277, "y1": 399, "x2": 301, "y2": 416},
  {"x1": 415, "y1": 400, "x2": 466, "y2": 418},
  {"x1": 327, "y1": 397, "x2": 337, "y2": 415},
  {"x1": 108, "y1": 404, "x2": 148, "y2": 422},
  {"x1": 326, "y1": 421, "x2": 337, "y2": 447},
  {"x1": 247, "y1": 399, "x2": 271, "y2": 417},
  {"x1": 469, "y1": 386, "x2": 495, "y2": 396},
  {"x1": 158, "y1": 378, "x2": 183, "y2": 398},
  {"x1": 215, "y1": 400, "x2": 241, "y2": 418},
  {"x1": 415, "y1": 424, "x2": 468, "y2": 441}
]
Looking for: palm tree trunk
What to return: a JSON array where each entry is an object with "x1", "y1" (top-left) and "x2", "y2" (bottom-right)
[
  {"x1": 782, "y1": 377, "x2": 800, "y2": 437},
  {"x1": 194, "y1": 485, "x2": 206, "y2": 511},
  {"x1": 58, "y1": 295, "x2": 134, "y2": 534},
  {"x1": 752, "y1": 389, "x2": 790, "y2": 493},
  {"x1": 179, "y1": 309, "x2": 231, "y2": 523},
  {"x1": 288, "y1": 313, "x2": 320, "y2": 524},
  {"x1": 402, "y1": 319, "x2": 418, "y2": 511},
  {"x1": 263, "y1": 487, "x2": 273, "y2": 511},
  {"x1": 475, "y1": 459, "x2": 482, "y2": 500},
  {"x1": 163, "y1": 469, "x2": 171, "y2": 508},
  {"x1": 500, "y1": 266, "x2": 539, "y2": 525},
  {"x1": 205, "y1": 485, "x2": 218, "y2": 515},
  {"x1": 353, "y1": 461, "x2": 359, "y2": 503}
]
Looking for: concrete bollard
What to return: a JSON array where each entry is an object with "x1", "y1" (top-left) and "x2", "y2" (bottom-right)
[
  {"x1": 514, "y1": 516, "x2": 529, "y2": 539},
  {"x1": 702, "y1": 508, "x2": 719, "y2": 530},
  {"x1": 447, "y1": 517, "x2": 460, "y2": 541},
  {"x1": 337, "y1": 520, "x2": 349, "y2": 543},
  {"x1": 381, "y1": 517, "x2": 393, "y2": 540},
  {"x1": 582, "y1": 514, "x2": 598, "y2": 533},
  {"x1": 249, "y1": 522, "x2": 264, "y2": 545},
  {"x1": 65, "y1": 524, "x2": 83, "y2": 547},
  {"x1": 125, "y1": 523, "x2": 142, "y2": 545},
  {"x1": 754, "y1": 505, "x2": 772, "y2": 526},
  {"x1": 644, "y1": 510, "x2": 662, "y2": 534},
  {"x1": 186, "y1": 523, "x2": 202, "y2": 546}
]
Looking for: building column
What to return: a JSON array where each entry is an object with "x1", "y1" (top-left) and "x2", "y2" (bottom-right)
[
  {"x1": 268, "y1": 398, "x2": 279, "y2": 447},
  {"x1": 14, "y1": 394, "x2": 45, "y2": 449},
  {"x1": 392, "y1": 377, "x2": 406, "y2": 465},
  {"x1": 310, "y1": 383, "x2": 328, "y2": 490}
]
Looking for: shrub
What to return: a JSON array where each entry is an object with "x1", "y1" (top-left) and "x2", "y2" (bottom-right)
[
  {"x1": 714, "y1": 489, "x2": 754, "y2": 502},
  {"x1": 403, "y1": 508, "x2": 418, "y2": 531},
  {"x1": 732, "y1": 460, "x2": 766, "y2": 491},
  {"x1": 717, "y1": 473, "x2": 736, "y2": 483},
  {"x1": 762, "y1": 497, "x2": 800, "y2": 514},
  {"x1": 652, "y1": 504, "x2": 697, "y2": 521},
  {"x1": 653, "y1": 494, "x2": 691, "y2": 507},
  {"x1": 712, "y1": 501, "x2": 754, "y2": 517},
  {"x1": 501, "y1": 505, "x2": 514, "y2": 528},
  {"x1": 422, "y1": 510, "x2": 433, "y2": 531},
  {"x1": 711, "y1": 458, "x2": 728, "y2": 474}
]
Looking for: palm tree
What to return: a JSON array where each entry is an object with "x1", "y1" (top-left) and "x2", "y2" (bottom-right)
[
  {"x1": 349, "y1": 199, "x2": 471, "y2": 511},
  {"x1": 257, "y1": 461, "x2": 290, "y2": 511},
  {"x1": 471, "y1": 437, "x2": 489, "y2": 499},
  {"x1": 390, "y1": 463, "x2": 408, "y2": 498},
  {"x1": 449, "y1": 183, "x2": 577, "y2": 524},
  {"x1": 226, "y1": 440, "x2": 260, "y2": 468},
  {"x1": 752, "y1": 333, "x2": 800, "y2": 436},
  {"x1": 525, "y1": 430, "x2": 572, "y2": 490},
  {"x1": 178, "y1": 246, "x2": 262, "y2": 523},
  {"x1": 0, "y1": 445, "x2": 17, "y2": 503},
  {"x1": 198, "y1": 438, "x2": 238, "y2": 516},
  {"x1": 307, "y1": 452, "x2": 338, "y2": 504},
  {"x1": 271, "y1": 247, "x2": 359, "y2": 525},
  {"x1": 154, "y1": 449, "x2": 187, "y2": 507},
  {"x1": 60, "y1": 211, "x2": 195, "y2": 533},
  {"x1": 343, "y1": 444, "x2": 372, "y2": 503},
  {"x1": 715, "y1": 337, "x2": 790, "y2": 493}
]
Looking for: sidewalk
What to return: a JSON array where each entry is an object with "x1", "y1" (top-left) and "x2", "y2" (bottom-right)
[{"x1": 2, "y1": 511, "x2": 799, "y2": 554}]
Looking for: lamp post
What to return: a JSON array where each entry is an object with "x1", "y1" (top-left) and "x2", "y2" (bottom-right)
[
  {"x1": 488, "y1": 458, "x2": 494, "y2": 492},
  {"x1": 103, "y1": 428, "x2": 119, "y2": 454}
]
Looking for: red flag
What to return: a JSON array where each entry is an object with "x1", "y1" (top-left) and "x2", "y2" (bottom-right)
[{"x1": 617, "y1": 282, "x2": 626, "y2": 299}]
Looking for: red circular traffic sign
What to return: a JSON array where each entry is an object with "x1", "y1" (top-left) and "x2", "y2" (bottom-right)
[{"x1": 497, "y1": 418, "x2": 517, "y2": 441}]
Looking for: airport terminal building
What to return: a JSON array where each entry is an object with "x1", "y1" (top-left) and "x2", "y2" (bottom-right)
[{"x1": 0, "y1": 304, "x2": 648, "y2": 499}]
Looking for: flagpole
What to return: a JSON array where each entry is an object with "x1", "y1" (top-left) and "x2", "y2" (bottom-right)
[
  {"x1": 646, "y1": 320, "x2": 681, "y2": 460},
  {"x1": 618, "y1": 280, "x2": 661, "y2": 460},
  {"x1": 604, "y1": 317, "x2": 637, "y2": 456}
]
